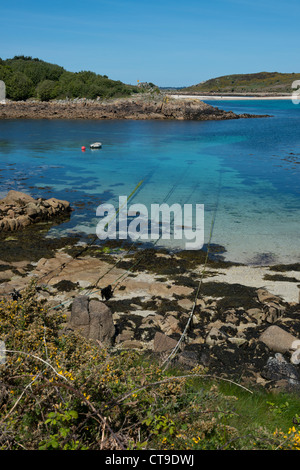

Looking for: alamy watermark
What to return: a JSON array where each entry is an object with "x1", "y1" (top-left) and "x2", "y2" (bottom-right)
[
  {"x1": 0, "y1": 341, "x2": 6, "y2": 365},
  {"x1": 0, "y1": 80, "x2": 6, "y2": 103},
  {"x1": 96, "y1": 196, "x2": 204, "y2": 250},
  {"x1": 292, "y1": 80, "x2": 300, "y2": 105}
]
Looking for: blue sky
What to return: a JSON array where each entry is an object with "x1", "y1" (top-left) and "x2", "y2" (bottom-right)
[{"x1": 1, "y1": 0, "x2": 300, "y2": 87}]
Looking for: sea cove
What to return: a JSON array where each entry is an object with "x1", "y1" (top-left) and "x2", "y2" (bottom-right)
[
  {"x1": 0, "y1": 98, "x2": 299, "y2": 266},
  {"x1": 3, "y1": 0, "x2": 300, "y2": 452}
]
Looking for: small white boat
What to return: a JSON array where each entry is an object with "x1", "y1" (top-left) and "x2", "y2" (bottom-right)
[{"x1": 90, "y1": 142, "x2": 102, "y2": 149}]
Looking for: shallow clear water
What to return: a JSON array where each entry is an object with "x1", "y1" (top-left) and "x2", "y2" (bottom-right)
[{"x1": 0, "y1": 99, "x2": 299, "y2": 265}]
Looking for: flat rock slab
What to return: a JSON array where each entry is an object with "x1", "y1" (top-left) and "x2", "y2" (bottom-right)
[{"x1": 153, "y1": 331, "x2": 178, "y2": 353}]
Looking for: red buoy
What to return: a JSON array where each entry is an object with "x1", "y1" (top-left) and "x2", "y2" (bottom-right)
[{"x1": 81, "y1": 146, "x2": 86, "y2": 151}]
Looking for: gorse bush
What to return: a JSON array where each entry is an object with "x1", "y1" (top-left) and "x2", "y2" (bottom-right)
[
  {"x1": 1, "y1": 281, "x2": 300, "y2": 450},
  {"x1": 0, "y1": 56, "x2": 140, "y2": 101}
]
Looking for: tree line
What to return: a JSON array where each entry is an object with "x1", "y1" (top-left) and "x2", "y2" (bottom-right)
[{"x1": 0, "y1": 56, "x2": 140, "y2": 101}]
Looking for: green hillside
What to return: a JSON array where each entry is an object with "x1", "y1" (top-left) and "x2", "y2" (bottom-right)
[
  {"x1": 185, "y1": 72, "x2": 300, "y2": 94},
  {"x1": 0, "y1": 56, "x2": 140, "y2": 101}
]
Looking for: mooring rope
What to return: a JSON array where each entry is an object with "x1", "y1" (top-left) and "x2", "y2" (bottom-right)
[
  {"x1": 106, "y1": 177, "x2": 202, "y2": 293},
  {"x1": 3, "y1": 177, "x2": 146, "y2": 302},
  {"x1": 161, "y1": 173, "x2": 222, "y2": 370},
  {"x1": 49, "y1": 172, "x2": 199, "y2": 311},
  {"x1": 85, "y1": 167, "x2": 191, "y2": 295},
  {"x1": 39, "y1": 178, "x2": 145, "y2": 286},
  {"x1": 30, "y1": 164, "x2": 169, "y2": 292}
]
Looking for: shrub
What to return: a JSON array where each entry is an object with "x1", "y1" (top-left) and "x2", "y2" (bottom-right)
[
  {"x1": 5, "y1": 72, "x2": 34, "y2": 100},
  {"x1": 0, "y1": 57, "x2": 140, "y2": 101},
  {"x1": 1, "y1": 281, "x2": 299, "y2": 450},
  {"x1": 36, "y1": 80, "x2": 58, "y2": 101}
]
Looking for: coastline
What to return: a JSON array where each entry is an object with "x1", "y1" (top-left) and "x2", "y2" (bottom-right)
[
  {"x1": 1, "y1": 208, "x2": 300, "y2": 393},
  {"x1": 170, "y1": 93, "x2": 295, "y2": 101},
  {"x1": 1, "y1": 190, "x2": 299, "y2": 304},
  {"x1": 0, "y1": 221, "x2": 299, "y2": 304},
  {"x1": 1, "y1": 100, "x2": 300, "y2": 394},
  {"x1": 0, "y1": 95, "x2": 270, "y2": 120}
]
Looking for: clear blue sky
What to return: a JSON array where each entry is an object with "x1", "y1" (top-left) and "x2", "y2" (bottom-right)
[{"x1": 1, "y1": 0, "x2": 300, "y2": 87}]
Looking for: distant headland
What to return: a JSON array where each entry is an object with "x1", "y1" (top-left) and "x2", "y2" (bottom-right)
[
  {"x1": 181, "y1": 71, "x2": 300, "y2": 95},
  {"x1": 0, "y1": 57, "x2": 278, "y2": 120}
]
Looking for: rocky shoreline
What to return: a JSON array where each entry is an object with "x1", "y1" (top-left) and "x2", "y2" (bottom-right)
[
  {"x1": 0, "y1": 190, "x2": 71, "y2": 232},
  {"x1": 0, "y1": 95, "x2": 270, "y2": 121},
  {"x1": 1, "y1": 213, "x2": 300, "y2": 395},
  {"x1": 1, "y1": 192, "x2": 299, "y2": 395}
]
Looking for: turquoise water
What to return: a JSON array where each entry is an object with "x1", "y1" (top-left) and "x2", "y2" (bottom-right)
[{"x1": 0, "y1": 99, "x2": 299, "y2": 265}]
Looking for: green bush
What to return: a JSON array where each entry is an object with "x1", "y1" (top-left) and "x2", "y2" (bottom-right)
[
  {"x1": 0, "y1": 56, "x2": 140, "y2": 101},
  {"x1": 6, "y1": 57, "x2": 64, "y2": 86},
  {"x1": 5, "y1": 71, "x2": 34, "y2": 101},
  {"x1": 36, "y1": 80, "x2": 58, "y2": 101},
  {"x1": 1, "y1": 282, "x2": 300, "y2": 450}
]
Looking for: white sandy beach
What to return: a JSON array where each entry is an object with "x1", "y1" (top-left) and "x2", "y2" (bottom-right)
[
  {"x1": 170, "y1": 94, "x2": 295, "y2": 101},
  {"x1": 203, "y1": 265, "x2": 300, "y2": 304}
]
